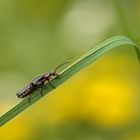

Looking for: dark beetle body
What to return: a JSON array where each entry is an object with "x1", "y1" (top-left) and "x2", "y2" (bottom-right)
[
  {"x1": 16, "y1": 74, "x2": 43, "y2": 98},
  {"x1": 16, "y1": 61, "x2": 69, "y2": 99},
  {"x1": 16, "y1": 71, "x2": 58, "y2": 98}
]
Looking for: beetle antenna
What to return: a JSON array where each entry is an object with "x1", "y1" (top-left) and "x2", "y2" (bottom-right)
[{"x1": 54, "y1": 61, "x2": 70, "y2": 72}]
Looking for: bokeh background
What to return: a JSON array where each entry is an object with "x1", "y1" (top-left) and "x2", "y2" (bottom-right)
[{"x1": 0, "y1": 0, "x2": 140, "y2": 139}]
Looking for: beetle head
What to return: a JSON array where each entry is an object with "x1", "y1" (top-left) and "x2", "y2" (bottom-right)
[
  {"x1": 43, "y1": 70, "x2": 58, "y2": 78},
  {"x1": 50, "y1": 70, "x2": 58, "y2": 76}
]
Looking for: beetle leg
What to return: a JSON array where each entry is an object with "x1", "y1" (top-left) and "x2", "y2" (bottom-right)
[
  {"x1": 40, "y1": 86, "x2": 44, "y2": 97},
  {"x1": 27, "y1": 94, "x2": 31, "y2": 104},
  {"x1": 35, "y1": 82, "x2": 44, "y2": 97},
  {"x1": 47, "y1": 79, "x2": 56, "y2": 89}
]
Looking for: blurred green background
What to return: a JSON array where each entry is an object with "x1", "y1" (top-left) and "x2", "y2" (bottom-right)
[{"x1": 0, "y1": 0, "x2": 140, "y2": 140}]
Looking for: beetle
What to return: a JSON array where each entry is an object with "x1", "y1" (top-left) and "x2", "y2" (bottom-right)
[{"x1": 16, "y1": 61, "x2": 70, "y2": 99}]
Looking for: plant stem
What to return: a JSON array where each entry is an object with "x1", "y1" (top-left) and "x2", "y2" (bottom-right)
[{"x1": 0, "y1": 36, "x2": 139, "y2": 127}]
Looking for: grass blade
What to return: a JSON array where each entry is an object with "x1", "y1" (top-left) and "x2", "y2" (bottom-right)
[{"x1": 0, "y1": 36, "x2": 139, "y2": 127}]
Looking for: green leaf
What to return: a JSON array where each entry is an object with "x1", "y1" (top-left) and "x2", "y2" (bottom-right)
[{"x1": 0, "y1": 36, "x2": 139, "y2": 127}]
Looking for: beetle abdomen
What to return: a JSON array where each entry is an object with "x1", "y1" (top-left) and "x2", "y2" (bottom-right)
[{"x1": 17, "y1": 88, "x2": 32, "y2": 98}]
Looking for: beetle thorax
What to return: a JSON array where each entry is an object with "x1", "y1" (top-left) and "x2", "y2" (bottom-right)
[{"x1": 43, "y1": 70, "x2": 56, "y2": 78}]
